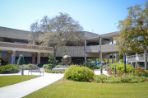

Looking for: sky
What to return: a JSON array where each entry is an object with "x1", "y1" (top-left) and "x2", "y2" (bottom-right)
[{"x1": 0, "y1": 0, "x2": 146, "y2": 34}]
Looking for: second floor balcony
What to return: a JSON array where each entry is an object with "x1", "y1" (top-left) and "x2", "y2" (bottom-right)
[
  {"x1": 56, "y1": 44, "x2": 118, "y2": 57},
  {"x1": 0, "y1": 41, "x2": 53, "y2": 53}
]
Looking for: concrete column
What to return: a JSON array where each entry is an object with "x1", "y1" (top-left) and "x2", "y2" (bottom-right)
[
  {"x1": 135, "y1": 53, "x2": 138, "y2": 68},
  {"x1": 11, "y1": 51, "x2": 16, "y2": 64},
  {"x1": 112, "y1": 38, "x2": 114, "y2": 44},
  {"x1": 32, "y1": 53, "x2": 36, "y2": 64},
  {"x1": 37, "y1": 52, "x2": 40, "y2": 64},
  {"x1": 115, "y1": 53, "x2": 117, "y2": 62},
  {"x1": 99, "y1": 37, "x2": 102, "y2": 61},
  {"x1": 116, "y1": 53, "x2": 119, "y2": 62},
  {"x1": 84, "y1": 40, "x2": 87, "y2": 64},
  {"x1": 99, "y1": 37, "x2": 103, "y2": 74},
  {"x1": 144, "y1": 49, "x2": 147, "y2": 70},
  {"x1": 112, "y1": 53, "x2": 114, "y2": 63},
  {"x1": 107, "y1": 56, "x2": 110, "y2": 64}
]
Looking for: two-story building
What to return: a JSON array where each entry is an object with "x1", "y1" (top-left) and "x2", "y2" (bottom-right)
[{"x1": 0, "y1": 26, "x2": 147, "y2": 68}]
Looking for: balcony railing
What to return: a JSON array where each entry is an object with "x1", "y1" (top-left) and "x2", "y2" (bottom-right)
[
  {"x1": 56, "y1": 44, "x2": 118, "y2": 57},
  {"x1": 86, "y1": 44, "x2": 118, "y2": 53},
  {"x1": 0, "y1": 41, "x2": 53, "y2": 52},
  {"x1": 127, "y1": 53, "x2": 148, "y2": 62}
]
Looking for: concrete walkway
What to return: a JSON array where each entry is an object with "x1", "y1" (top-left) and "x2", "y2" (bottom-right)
[
  {"x1": 0, "y1": 72, "x2": 63, "y2": 98},
  {"x1": 94, "y1": 69, "x2": 109, "y2": 76}
]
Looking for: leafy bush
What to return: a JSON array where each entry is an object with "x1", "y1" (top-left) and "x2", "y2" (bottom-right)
[
  {"x1": 64, "y1": 65, "x2": 94, "y2": 82},
  {"x1": 0, "y1": 64, "x2": 19, "y2": 74},
  {"x1": 85, "y1": 59, "x2": 100, "y2": 69},
  {"x1": 94, "y1": 75, "x2": 146, "y2": 83},
  {"x1": 37, "y1": 64, "x2": 43, "y2": 68},
  {"x1": 134, "y1": 67, "x2": 148, "y2": 77},
  {"x1": 48, "y1": 55, "x2": 56, "y2": 69},
  {"x1": 120, "y1": 75, "x2": 145, "y2": 83},
  {"x1": 27, "y1": 64, "x2": 38, "y2": 70},
  {"x1": 21, "y1": 64, "x2": 30, "y2": 70},
  {"x1": 43, "y1": 64, "x2": 50, "y2": 72},
  {"x1": 55, "y1": 65, "x2": 67, "y2": 68},
  {"x1": 47, "y1": 69, "x2": 66, "y2": 73},
  {"x1": 94, "y1": 74, "x2": 107, "y2": 83},
  {"x1": 109, "y1": 62, "x2": 134, "y2": 75},
  {"x1": 105, "y1": 76, "x2": 121, "y2": 83},
  {"x1": 121, "y1": 75, "x2": 134, "y2": 83}
]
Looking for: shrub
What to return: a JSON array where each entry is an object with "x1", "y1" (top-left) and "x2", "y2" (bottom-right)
[
  {"x1": 21, "y1": 64, "x2": 30, "y2": 70},
  {"x1": 21, "y1": 64, "x2": 38, "y2": 70},
  {"x1": 37, "y1": 64, "x2": 43, "y2": 68},
  {"x1": 47, "y1": 69, "x2": 65, "y2": 73},
  {"x1": 64, "y1": 65, "x2": 94, "y2": 82},
  {"x1": 94, "y1": 75, "x2": 146, "y2": 83},
  {"x1": 109, "y1": 62, "x2": 134, "y2": 75},
  {"x1": 121, "y1": 75, "x2": 134, "y2": 83},
  {"x1": 135, "y1": 67, "x2": 148, "y2": 77},
  {"x1": 0, "y1": 64, "x2": 19, "y2": 74},
  {"x1": 94, "y1": 74, "x2": 107, "y2": 83},
  {"x1": 55, "y1": 65, "x2": 67, "y2": 68},
  {"x1": 121, "y1": 75, "x2": 146, "y2": 83},
  {"x1": 43, "y1": 64, "x2": 50, "y2": 72},
  {"x1": 105, "y1": 76, "x2": 121, "y2": 83},
  {"x1": 27, "y1": 64, "x2": 38, "y2": 70},
  {"x1": 48, "y1": 55, "x2": 56, "y2": 69},
  {"x1": 85, "y1": 59, "x2": 100, "y2": 69}
]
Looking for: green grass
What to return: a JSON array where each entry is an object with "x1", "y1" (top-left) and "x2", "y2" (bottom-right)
[
  {"x1": 24, "y1": 79, "x2": 148, "y2": 98},
  {"x1": 0, "y1": 75, "x2": 37, "y2": 87}
]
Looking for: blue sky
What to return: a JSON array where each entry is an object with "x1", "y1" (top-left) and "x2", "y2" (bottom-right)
[{"x1": 0, "y1": 0, "x2": 146, "y2": 34}]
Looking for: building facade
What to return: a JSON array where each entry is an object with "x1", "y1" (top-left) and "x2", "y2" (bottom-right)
[
  {"x1": 0, "y1": 26, "x2": 147, "y2": 67},
  {"x1": 0, "y1": 26, "x2": 53, "y2": 65}
]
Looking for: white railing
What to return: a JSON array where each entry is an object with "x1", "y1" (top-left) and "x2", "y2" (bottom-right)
[{"x1": 127, "y1": 53, "x2": 148, "y2": 62}]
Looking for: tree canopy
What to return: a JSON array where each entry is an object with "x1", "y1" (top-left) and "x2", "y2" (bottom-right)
[
  {"x1": 30, "y1": 13, "x2": 84, "y2": 46},
  {"x1": 117, "y1": 2, "x2": 148, "y2": 54}
]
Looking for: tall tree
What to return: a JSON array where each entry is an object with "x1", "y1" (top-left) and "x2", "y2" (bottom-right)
[
  {"x1": 117, "y1": 2, "x2": 148, "y2": 54},
  {"x1": 31, "y1": 12, "x2": 84, "y2": 46},
  {"x1": 30, "y1": 22, "x2": 40, "y2": 45},
  {"x1": 117, "y1": 2, "x2": 148, "y2": 70}
]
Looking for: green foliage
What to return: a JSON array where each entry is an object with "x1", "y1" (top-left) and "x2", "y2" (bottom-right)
[
  {"x1": 85, "y1": 59, "x2": 100, "y2": 69},
  {"x1": 105, "y1": 76, "x2": 121, "y2": 83},
  {"x1": 43, "y1": 64, "x2": 49, "y2": 69},
  {"x1": 36, "y1": 64, "x2": 43, "y2": 68},
  {"x1": 47, "y1": 69, "x2": 65, "y2": 73},
  {"x1": 120, "y1": 75, "x2": 146, "y2": 83},
  {"x1": 32, "y1": 13, "x2": 84, "y2": 47},
  {"x1": 94, "y1": 75, "x2": 121, "y2": 83},
  {"x1": 21, "y1": 64, "x2": 30, "y2": 70},
  {"x1": 94, "y1": 75, "x2": 146, "y2": 83},
  {"x1": 109, "y1": 62, "x2": 134, "y2": 74},
  {"x1": 118, "y1": 2, "x2": 148, "y2": 53},
  {"x1": 64, "y1": 65, "x2": 94, "y2": 81},
  {"x1": 134, "y1": 67, "x2": 148, "y2": 77},
  {"x1": 21, "y1": 64, "x2": 38, "y2": 70},
  {"x1": 0, "y1": 64, "x2": 19, "y2": 74},
  {"x1": 94, "y1": 74, "x2": 107, "y2": 83},
  {"x1": 48, "y1": 55, "x2": 55, "y2": 69}
]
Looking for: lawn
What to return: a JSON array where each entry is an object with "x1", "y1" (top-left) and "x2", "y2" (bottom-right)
[
  {"x1": 0, "y1": 75, "x2": 37, "y2": 87},
  {"x1": 24, "y1": 79, "x2": 148, "y2": 98}
]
